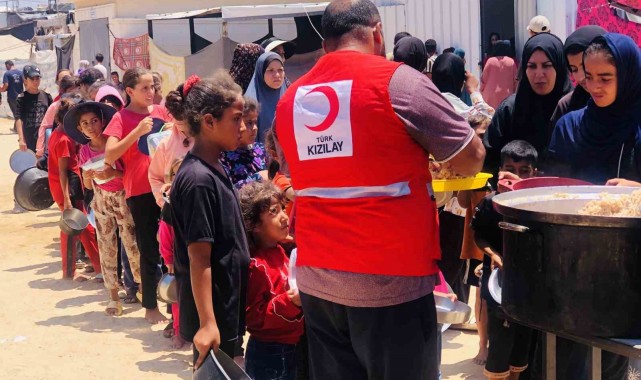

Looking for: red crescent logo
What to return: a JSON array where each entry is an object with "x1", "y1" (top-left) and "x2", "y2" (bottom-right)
[{"x1": 304, "y1": 85, "x2": 340, "y2": 132}]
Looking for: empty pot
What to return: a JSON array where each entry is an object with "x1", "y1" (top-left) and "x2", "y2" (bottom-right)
[
  {"x1": 14, "y1": 167, "x2": 54, "y2": 211},
  {"x1": 59, "y1": 209, "x2": 89, "y2": 236},
  {"x1": 157, "y1": 273, "x2": 177, "y2": 304}
]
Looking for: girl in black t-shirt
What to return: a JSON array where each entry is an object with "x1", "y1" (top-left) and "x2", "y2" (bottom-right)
[{"x1": 169, "y1": 72, "x2": 250, "y2": 370}]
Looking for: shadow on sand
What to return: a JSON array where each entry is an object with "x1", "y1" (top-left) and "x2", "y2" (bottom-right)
[{"x1": 36, "y1": 310, "x2": 192, "y2": 379}]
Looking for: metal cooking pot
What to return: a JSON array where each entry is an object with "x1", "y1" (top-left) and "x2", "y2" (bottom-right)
[
  {"x1": 193, "y1": 349, "x2": 251, "y2": 380},
  {"x1": 9, "y1": 149, "x2": 36, "y2": 174},
  {"x1": 157, "y1": 273, "x2": 177, "y2": 304},
  {"x1": 493, "y1": 186, "x2": 641, "y2": 338},
  {"x1": 59, "y1": 209, "x2": 89, "y2": 236},
  {"x1": 13, "y1": 167, "x2": 54, "y2": 211}
]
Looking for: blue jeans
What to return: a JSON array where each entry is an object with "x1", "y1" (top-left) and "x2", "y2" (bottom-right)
[
  {"x1": 120, "y1": 241, "x2": 138, "y2": 292},
  {"x1": 245, "y1": 337, "x2": 296, "y2": 380}
]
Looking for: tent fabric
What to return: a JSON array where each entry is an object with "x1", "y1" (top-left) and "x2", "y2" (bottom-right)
[
  {"x1": 33, "y1": 50, "x2": 58, "y2": 98},
  {"x1": 0, "y1": 34, "x2": 32, "y2": 61},
  {"x1": 79, "y1": 18, "x2": 111, "y2": 75},
  {"x1": 184, "y1": 37, "x2": 236, "y2": 79},
  {"x1": 220, "y1": 1, "x2": 404, "y2": 20},
  {"x1": 577, "y1": 0, "x2": 641, "y2": 45},
  {"x1": 221, "y1": 3, "x2": 328, "y2": 20},
  {"x1": 56, "y1": 34, "x2": 75, "y2": 71},
  {"x1": 149, "y1": 38, "x2": 186, "y2": 96},
  {"x1": 113, "y1": 34, "x2": 151, "y2": 70},
  {"x1": 0, "y1": 21, "x2": 36, "y2": 41},
  {"x1": 283, "y1": 48, "x2": 324, "y2": 83}
]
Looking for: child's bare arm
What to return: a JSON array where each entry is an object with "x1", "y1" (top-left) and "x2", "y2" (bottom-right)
[
  {"x1": 58, "y1": 157, "x2": 72, "y2": 209},
  {"x1": 474, "y1": 235, "x2": 503, "y2": 269}
]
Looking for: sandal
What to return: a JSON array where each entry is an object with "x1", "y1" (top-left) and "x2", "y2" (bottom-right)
[
  {"x1": 84, "y1": 265, "x2": 95, "y2": 274},
  {"x1": 163, "y1": 321, "x2": 175, "y2": 338},
  {"x1": 95, "y1": 273, "x2": 104, "y2": 283},
  {"x1": 121, "y1": 290, "x2": 139, "y2": 304},
  {"x1": 105, "y1": 300, "x2": 123, "y2": 316}
]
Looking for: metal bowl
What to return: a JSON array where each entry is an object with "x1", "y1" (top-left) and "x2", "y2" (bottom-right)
[
  {"x1": 488, "y1": 268, "x2": 502, "y2": 304},
  {"x1": 435, "y1": 295, "x2": 472, "y2": 325},
  {"x1": 157, "y1": 273, "x2": 177, "y2": 304},
  {"x1": 59, "y1": 208, "x2": 89, "y2": 236}
]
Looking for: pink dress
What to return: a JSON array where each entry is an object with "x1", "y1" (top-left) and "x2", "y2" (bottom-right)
[
  {"x1": 481, "y1": 56, "x2": 518, "y2": 109},
  {"x1": 148, "y1": 122, "x2": 193, "y2": 207}
]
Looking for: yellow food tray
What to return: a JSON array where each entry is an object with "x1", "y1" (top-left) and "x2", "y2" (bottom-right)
[{"x1": 432, "y1": 173, "x2": 493, "y2": 192}]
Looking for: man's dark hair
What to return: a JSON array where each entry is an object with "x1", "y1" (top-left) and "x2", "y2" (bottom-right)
[
  {"x1": 78, "y1": 68, "x2": 104, "y2": 86},
  {"x1": 393, "y1": 31, "x2": 411, "y2": 45},
  {"x1": 95, "y1": 53, "x2": 104, "y2": 63},
  {"x1": 425, "y1": 39, "x2": 437, "y2": 54},
  {"x1": 500, "y1": 140, "x2": 538, "y2": 167},
  {"x1": 5, "y1": 60, "x2": 13, "y2": 67},
  {"x1": 111, "y1": 71, "x2": 119, "y2": 77},
  {"x1": 443, "y1": 47, "x2": 455, "y2": 54},
  {"x1": 322, "y1": 0, "x2": 381, "y2": 41}
]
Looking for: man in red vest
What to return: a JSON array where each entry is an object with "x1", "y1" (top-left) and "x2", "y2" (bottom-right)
[{"x1": 275, "y1": 1, "x2": 486, "y2": 378}]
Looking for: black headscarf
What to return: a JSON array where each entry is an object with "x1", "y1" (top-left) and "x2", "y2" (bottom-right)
[
  {"x1": 513, "y1": 33, "x2": 572, "y2": 149},
  {"x1": 393, "y1": 36, "x2": 427, "y2": 73},
  {"x1": 550, "y1": 33, "x2": 641, "y2": 183},
  {"x1": 492, "y1": 40, "x2": 512, "y2": 57},
  {"x1": 484, "y1": 33, "x2": 572, "y2": 170},
  {"x1": 431, "y1": 53, "x2": 466, "y2": 97},
  {"x1": 563, "y1": 25, "x2": 607, "y2": 112}
]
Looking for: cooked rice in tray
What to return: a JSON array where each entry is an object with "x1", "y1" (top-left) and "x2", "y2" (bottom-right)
[{"x1": 579, "y1": 189, "x2": 641, "y2": 217}]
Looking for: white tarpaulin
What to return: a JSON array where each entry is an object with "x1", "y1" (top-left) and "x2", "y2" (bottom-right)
[
  {"x1": 0, "y1": 34, "x2": 32, "y2": 62},
  {"x1": 221, "y1": 1, "x2": 405, "y2": 20},
  {"x1": 0, "y1": 48, "x2": 58, "y2": 119},
  {"x1": 32, "y1": 50, "x2": 58, "y2": 98}
]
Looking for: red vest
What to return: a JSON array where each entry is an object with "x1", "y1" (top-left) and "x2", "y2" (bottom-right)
[{"x1": 276, "y1": 51, "x2": 440, "y2": 276}]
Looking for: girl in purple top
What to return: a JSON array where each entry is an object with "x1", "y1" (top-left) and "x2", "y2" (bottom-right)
[{"x1": 63, "y1": 101, "x2": 142, "y2": 317}]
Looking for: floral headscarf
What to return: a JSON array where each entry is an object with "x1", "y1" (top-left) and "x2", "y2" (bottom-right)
[{"x1": 229, "y1": 43, "x2": 265, "y2": 94}]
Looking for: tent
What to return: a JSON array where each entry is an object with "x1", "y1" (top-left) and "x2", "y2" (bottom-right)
[{"x1": 0, "y1": 34, "x2": 32, "y2": 62}]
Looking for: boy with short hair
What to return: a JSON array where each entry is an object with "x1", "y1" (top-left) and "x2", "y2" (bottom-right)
[
  {"x1": 16, "y1": 65, "x2": 52, "y2": 152},
  {"x1": 472, "y1": 140, "x2": 537, "y2": 380}
]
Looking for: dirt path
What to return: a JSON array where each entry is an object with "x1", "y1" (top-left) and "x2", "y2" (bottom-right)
[{"x1": 0, "y1": 118, "x2": 483, "y2": 379}]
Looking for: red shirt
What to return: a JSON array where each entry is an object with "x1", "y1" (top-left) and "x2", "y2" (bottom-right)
[
  {"x1": 246, "y1": 245, "x2": 304, "y2": 345},
  {"x1": 103, "y1": 105, "x2": 170, "y2": 198},
  {"x1": 47, "y1": 128, "x2": 80, "y2": 204}
]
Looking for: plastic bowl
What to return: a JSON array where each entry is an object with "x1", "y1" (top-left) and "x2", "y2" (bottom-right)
[{"x1": 432, "y1": 172, "x2": 493, "y2": 192}]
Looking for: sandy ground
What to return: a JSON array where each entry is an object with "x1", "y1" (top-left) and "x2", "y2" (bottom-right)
[{"x1": 0, "y1": 117, "x2": 484, "y2": 379}]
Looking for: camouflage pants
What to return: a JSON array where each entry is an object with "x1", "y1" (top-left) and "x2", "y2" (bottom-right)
[{"x1": 92, "y1": 186, "x2": 141, "y2": 290}]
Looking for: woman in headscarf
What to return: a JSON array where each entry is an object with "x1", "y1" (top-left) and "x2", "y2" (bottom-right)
[
  {"x1": 484, "y1": 33, "x2": 572, "y2": 170},
  {"x1": 482, "y1": 32, "x2": 501, "y2": 69},
  {"x1": 432, "y1": 53, "x2": 494, "y2": 119},
  {"x1": 393, "y1": 36, "x2": 427, "y2": 73},
  {"x1": 549, "y1": 33, "x2": 641, "y2": 186},
  {"x1": 245, "y1": 51, "x2": 288, "y2": 143},
  {"x1": 480, "y1": 40, "x2": 518, "y2": 109},
  {"x1": 229, "y1": 43, "x2": 265, "y2": 94},
  {"x1": 550, "y1": 25, "x2": 607, "y2": 126},
  {"x1": 453, "y1": 48, "x2": 474, "y2": 106}
]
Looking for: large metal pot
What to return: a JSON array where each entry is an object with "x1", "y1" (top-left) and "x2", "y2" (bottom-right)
[
  {"x1": 493, "y1": 186, "x2": 641, "y2": 338},
  {"x1": 13, "y1": 167, "x2": 54, "y2": 211}
]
